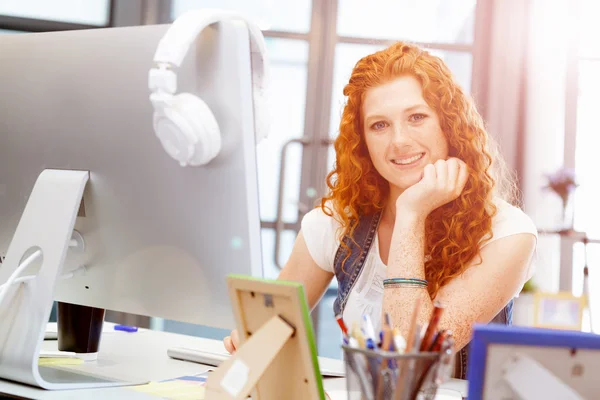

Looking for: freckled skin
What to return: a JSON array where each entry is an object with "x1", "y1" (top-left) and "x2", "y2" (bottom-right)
[{"x1": 383, "y1": 212, "x2": 535, "y2": 351}]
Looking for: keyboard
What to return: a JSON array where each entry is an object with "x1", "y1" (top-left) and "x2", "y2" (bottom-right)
[
  {"x1": 167, "y1": 346, "x2": 345, "y2": 378},
  {"x1": 44, "y1": 330, "x2": 58, "y2": 340}
]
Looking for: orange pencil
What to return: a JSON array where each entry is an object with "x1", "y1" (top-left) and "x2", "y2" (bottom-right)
[
  {"x1": 429, "y1": 329, "x2": 450, "y2": 352},
  {"x1": 420, "y1": 301, "x2": 444, "y2": 351}
]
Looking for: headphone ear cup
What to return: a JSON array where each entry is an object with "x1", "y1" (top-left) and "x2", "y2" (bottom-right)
[
  {"x1": 153, "y1": 93, "x2": 221, "y2": 167},
  {"x1": 175, "y1": 93, "x2": 221, "y2": 166}
]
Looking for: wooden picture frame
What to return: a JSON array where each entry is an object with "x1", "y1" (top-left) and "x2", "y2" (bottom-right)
[
  {"x1": 205, "y1": 274, "x2": 325, "y2": 400},
  {"x1": 533, "y1": 291, "x2": 586, "y2": 331}
]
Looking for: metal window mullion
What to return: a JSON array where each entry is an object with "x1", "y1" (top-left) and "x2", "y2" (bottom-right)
[
  {"x1": 109, "y1": 0, "x2": 143, "y2": 26},
  {"x1": 137, "y1": 0, "x2": 172, "y2": 25},
  {"x1": 336, "y1": 35, "x2": 473, "y2": 53},
  {"x1": 263, "y1": 30, "x2": 309, "y2": 40},
  {"x1": 306, "y1": 0, "x2": 339, "y2": 202},
  {"x1": 293, "y1": 0, "x2": 335, "y2": 225},
  {"x1": 559, "y1": 0, "x2": 581, "y2": 293},
  {"x1": 564, "y1": 1, "x2": 580, "y2": 172},
  {"x1": 261, "y1": 220, "x2": 301, "y2": 231}
]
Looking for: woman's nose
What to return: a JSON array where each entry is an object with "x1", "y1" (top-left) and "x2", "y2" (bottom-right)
[{"x1": 390, "y1": 123, "x2": 412, "y2": 145}]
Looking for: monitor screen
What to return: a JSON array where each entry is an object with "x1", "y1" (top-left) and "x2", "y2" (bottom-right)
[{"x1": 0, "y1": 22, "x2": 263, "y2": 331}]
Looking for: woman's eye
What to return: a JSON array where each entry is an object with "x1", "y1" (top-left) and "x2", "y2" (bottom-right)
[
  {"x1": 371, "y1": 121, "x2": 388, "y2": 130},
  {"x1": 410, "y1": 113, "x2": 427, "y2": 122}
]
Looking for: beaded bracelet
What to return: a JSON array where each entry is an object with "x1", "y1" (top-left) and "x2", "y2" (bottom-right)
[{"x1": 383, "y1": 278, "x2": 428, "y2": 288}]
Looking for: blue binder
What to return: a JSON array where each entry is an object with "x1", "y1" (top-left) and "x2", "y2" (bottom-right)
[{"x1": 467, "y1": 324, "x2": 600, "y2": 400}]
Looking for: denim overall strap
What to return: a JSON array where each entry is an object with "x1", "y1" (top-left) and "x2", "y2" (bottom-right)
[
  {"x1": 454, "y1": 299, "x2": 514, "y2": 379},
  {"x1": 332, "y1": 211, "x2": 382, "y2": 316}
]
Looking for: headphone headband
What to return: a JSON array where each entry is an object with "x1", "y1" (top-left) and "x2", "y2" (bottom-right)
[{"x1": 149, "y1": 9, "x2": 270, "y2": 141}]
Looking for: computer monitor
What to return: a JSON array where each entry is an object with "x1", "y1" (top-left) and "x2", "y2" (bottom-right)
[{"x1": 0, "y1": 22, "x2": 263, "y2": 331}]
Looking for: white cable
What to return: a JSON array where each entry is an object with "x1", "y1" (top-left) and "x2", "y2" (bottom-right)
[
  {"x1": 0, "y1": 264, "x2": 87, "y2": 289},
  {"x1": 0, "y1": 239, "x2": 85, "y2": 308},
  {"x1": 0, "y1": 249, "x2": 42, "y2": 309}
]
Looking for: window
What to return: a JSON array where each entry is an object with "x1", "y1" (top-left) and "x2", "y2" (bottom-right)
[
  {"x1": 256, "y1": 39, "x2": 309, "y2": 224},
  {"x1": 0, "y1": 0, "x2": 110, "y2": 26},
  {"x1": 172, "y1": 0, "x2": 312, "y2": 33},
  {"x1": 337, "y1": 0, "x2": 477, "y2": 44}
]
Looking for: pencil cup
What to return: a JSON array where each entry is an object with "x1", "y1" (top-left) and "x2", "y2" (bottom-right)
[{"x1": 341, "y1": 345, "x2": 453, "y2": 400}]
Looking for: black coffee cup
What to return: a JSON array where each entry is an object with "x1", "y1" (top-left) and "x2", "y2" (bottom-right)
[{"x1": 57, "y1": 302, "x2": 106, "y2": 354}]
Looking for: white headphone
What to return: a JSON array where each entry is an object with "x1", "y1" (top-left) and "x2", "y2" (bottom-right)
[{"x1": 148, "y1": 9, "x2": 270, "y2": 167}]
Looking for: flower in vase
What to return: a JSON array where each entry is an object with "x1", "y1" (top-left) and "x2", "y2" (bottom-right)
[{"x1": 543, "y1": 167, "x2": 578, "y2": 207}]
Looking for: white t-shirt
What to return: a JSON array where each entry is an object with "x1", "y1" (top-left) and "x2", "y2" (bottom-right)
[{"x1": 300, "y1": 198, "x2": 538, "y2": 334}]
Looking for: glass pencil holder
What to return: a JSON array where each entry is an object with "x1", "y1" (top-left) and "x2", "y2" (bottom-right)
[{"x1": 341, "y1": 345, "x2": 454, "y2": 400}]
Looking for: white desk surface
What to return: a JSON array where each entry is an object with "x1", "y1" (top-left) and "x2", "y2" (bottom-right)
[{"x1": 0, "y1": 322, "x2": 465, "y2": 399}]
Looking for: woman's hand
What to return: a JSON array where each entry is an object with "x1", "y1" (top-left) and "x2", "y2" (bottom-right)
[
  {"x1": 223, "y1": 329, "x2": 240, "y2": 354},
  {"x1": 396, "y1": 158, "x2": 469, "y2": 218}
]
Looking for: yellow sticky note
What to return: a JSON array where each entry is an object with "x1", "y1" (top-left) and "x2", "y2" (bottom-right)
[
  {"x1": 38, "y1": 357, "x2": 83, "y2": 366},
  {"x1": 130, "y1": 380, "x2": 206, "y2": 400}
]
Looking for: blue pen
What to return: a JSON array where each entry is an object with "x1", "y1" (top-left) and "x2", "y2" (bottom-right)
[
  {"x1": 361, "y1": 315, "x2": 377, "y2": 350},
  {"x1": 114, "y1": 324, "x2": 138, "y2": 332}
]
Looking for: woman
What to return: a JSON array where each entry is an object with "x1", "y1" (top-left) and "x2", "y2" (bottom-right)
[{"x1": 224, "y1": 42, "x2": 537, "y2": 378}]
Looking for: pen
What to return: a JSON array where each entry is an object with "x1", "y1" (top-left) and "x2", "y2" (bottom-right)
[
  {"x1": 114, "y1": 324, "x2": 138, "y2": 333},
  {"x1": 336, "y1": 314, "x2": 349, "y2": 344},
  {"x1": 376, "y1": 315, "x2": 395, "y2": 400},
  {"x1": 352, "y1": 322, "x2": 366, "y2": 349},
  {"x1": 362, "y1": 315, "x2": 377, "y2": 350},
  {"x1": 392, "y1": 328, "x2": 406, "y2": 354},
  {"x1": 381, "y1": 313, "x2": 395, "y2": 353},
  {"x1": 430, "y1": 329, "x2": 451, "y2": 352},
  {"x1": 440, "y1": 332, "x2": 455, "y2": 354}
]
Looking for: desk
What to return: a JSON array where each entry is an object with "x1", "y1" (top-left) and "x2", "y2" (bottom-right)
[{"x1": 0, "y1": 323, "x2": 465, "y2": 399}]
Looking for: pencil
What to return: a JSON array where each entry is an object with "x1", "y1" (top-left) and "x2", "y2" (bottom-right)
[
  {"x1": 393, "y1": 297, "x2": 422, "y2": 400},
  {"x1": 429, "y1": 329, "x2": 449, "y2": 352},
  {"x1": 404, "y1": 297, "x2": 422, "y2": 354},
  {"x1": 351, "y1": 322, "x2": 366, "y2": 349},
  {"x1": 420, "y1": 301, "x2": 444, "y2": 351}
]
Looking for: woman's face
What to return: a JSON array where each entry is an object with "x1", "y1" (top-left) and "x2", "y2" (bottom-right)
[{"x1": 362, "y1": 75, "x2": 449, "y2": 195}]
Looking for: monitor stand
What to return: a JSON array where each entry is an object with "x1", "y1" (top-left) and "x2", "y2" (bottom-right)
[{"x1": 0, "y1": 169, "x2": 147, "y2": 390}]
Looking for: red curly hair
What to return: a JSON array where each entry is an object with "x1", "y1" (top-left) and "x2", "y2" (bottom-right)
[{"x1": 321, "y1": 42, "x2": 516, "y2": 298}]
